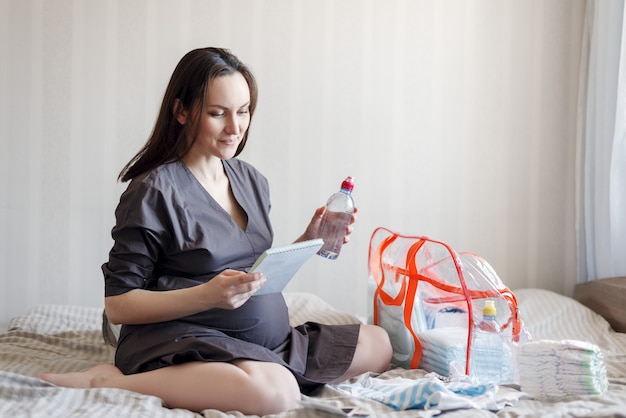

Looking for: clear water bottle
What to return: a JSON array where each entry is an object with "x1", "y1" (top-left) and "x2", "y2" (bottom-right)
[
  {"x1": 317, "y1": 176, "x2": 355, "y2": 260},
  {"x1": 470, "y1": 300, "x2": 503, "y2": 385}
]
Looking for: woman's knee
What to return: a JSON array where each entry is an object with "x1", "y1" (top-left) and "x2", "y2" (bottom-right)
[
  {"x1": 255, "y1": 374, "x2": 300, "y2": 413},
  {"x1": 360, "y1": 324, "x2": 393, "y2": 371},
  {"x1": 236, "y1": 361, "x2": 300, "y2": 414}
]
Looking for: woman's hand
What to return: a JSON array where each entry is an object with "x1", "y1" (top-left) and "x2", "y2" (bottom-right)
[
  {"x1": 105, "y1": 270, "x2": 266, "y2": 325},
  {"x1": 296, "y1": 206, "x2": 358, "y2": 244},
  {"x1": 199, "y1": 269, "x2": 266, "y2": 310}
]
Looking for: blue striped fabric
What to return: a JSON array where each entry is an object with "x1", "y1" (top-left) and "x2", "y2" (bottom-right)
[{"x1": 334, "y1": 375, "x2": 497, "y2": 411}]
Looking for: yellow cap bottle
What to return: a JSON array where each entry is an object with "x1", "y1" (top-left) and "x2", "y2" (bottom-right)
[{"x1": 483, "y1": 300, "x2": 497, "y2": 317}]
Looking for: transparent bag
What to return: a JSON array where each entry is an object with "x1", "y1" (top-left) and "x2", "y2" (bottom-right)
[{"x1": 368, "y1": 227, "x2": 531, "y2": 383}]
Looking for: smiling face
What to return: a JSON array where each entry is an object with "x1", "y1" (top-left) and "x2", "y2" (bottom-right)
[{"x1": 179, "y1": 72, "x2": 252, "y2": 161}]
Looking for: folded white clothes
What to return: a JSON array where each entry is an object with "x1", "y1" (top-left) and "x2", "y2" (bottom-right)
[{"x1": 518, "y1": 339, "x2": 608, "y2": 399}]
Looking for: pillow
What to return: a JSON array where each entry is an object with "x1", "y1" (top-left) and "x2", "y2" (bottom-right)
[
  {"x1": 284, "y1": 292, "x2": 363, "y2": 326},
  {"x1": 9, "y1": 304, "x2": 102, "y2": 334},
  {"x1": 102, "y1": 292, "x2": 362, "y2": 347}
]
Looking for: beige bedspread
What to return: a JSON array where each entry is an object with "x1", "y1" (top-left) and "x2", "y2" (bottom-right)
[{"x1": 1, "y1": 289, "x2": 625, "y2": 417}]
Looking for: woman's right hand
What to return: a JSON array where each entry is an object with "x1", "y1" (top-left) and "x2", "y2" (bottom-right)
[
  {"x1": 200, "y1": 269, "x2": 266, "y2": 310},
  {"x1": 104, "y1": 270, "x2": 266, "y2": 325}
]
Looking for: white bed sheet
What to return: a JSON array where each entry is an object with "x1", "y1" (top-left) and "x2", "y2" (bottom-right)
[{"x1": 1, "y1": 289, "x2": 625, "y2": 418}]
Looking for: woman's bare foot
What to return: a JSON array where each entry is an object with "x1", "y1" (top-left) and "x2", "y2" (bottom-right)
[{"x1": 38, "y1": 364, "x2": 122, "y2": 388}]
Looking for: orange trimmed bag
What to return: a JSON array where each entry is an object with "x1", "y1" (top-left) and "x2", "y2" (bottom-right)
[{"x1": 368, "y1": 227, "x2": 529, "y2": 382}]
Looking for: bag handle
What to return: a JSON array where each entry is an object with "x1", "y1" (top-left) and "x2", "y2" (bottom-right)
[
  {"x1": 499, "y1": 289, "x2": 522, "y2": 342},
  {"x1": 403, "y1": 238, "x2": 474, "y2": 374},
  {"x1": 370, "y1": 233, "x2": 425, "y2": 369},
  {"x1": 370, "y1": 234, "x2": 403, "y2": 326},
  {"x1": 403, "y1": 239, "x2": 426, "y2": 368}
]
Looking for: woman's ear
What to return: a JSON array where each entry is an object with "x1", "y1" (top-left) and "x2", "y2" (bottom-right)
[{"x1": 173, "y1": 99, "x2": 187, "y2": 125}]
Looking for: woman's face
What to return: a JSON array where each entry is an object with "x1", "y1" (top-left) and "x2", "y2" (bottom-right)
[{"x1": 185, "y1": 72, "x2": 251, "y2": 161}]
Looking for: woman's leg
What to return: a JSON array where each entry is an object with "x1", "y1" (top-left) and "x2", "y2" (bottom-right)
[
  {"x1": 38, "y1": 360, "x2": 300, "y2": 415},
  {"x1": 331, "y1": 324, "x2": 392, "y2": 383}
]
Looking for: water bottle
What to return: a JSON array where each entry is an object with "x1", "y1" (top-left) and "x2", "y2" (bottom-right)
[
  {"x1": 317, "y1": 176, "x2": 355, "y2": 260},
  {"x1": 470, "y1": 300, "x2": 503, "y2": 385}
]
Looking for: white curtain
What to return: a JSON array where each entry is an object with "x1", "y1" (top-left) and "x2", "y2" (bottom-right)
[{"x1": 577, "y1": 0, "x2": 626, "y2": 282}]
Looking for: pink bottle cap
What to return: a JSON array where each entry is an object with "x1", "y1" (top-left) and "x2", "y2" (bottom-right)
[{"x1": 341, "y1": 176, "x2": 355, "y2": 191}]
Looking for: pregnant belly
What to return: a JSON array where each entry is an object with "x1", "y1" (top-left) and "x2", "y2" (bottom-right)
[{"x1": 183, "y1": 292, "x2": 292, "y2": 349}]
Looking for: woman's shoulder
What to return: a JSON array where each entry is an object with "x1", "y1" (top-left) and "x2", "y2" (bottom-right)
[
  {"x1": 121, "y1": 161, "x2": 190, "y2": 203},
  {"x1": 224, "y1": 157, "x2": 260, "y2": 174},
  {"x1": 115, "y1": 162, "x2": 191, "y2": 223},
  {"x1": 224, "y1": 158, "x2": 268, "y2": 186},
  {"x1": 129, "y1": 161, "x2": 188, "y2": 188}
]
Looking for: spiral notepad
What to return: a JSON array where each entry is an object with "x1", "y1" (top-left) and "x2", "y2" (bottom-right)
[{"x1": 250, "y1": 239, "x2": 324, "y2": 295}]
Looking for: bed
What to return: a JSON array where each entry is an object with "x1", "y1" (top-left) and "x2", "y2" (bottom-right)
[{"x1": 1, "y1": 288, "x2": 626, "y2": 417}]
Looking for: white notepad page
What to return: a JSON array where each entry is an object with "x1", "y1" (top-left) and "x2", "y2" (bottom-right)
[{"x1": 250, "y1": 238, "x2": 324, "y2": 295}]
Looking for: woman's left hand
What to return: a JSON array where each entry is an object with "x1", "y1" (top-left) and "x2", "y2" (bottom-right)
[{"x1": 296, "y1": 206, "x2": 358, "y2": 244}]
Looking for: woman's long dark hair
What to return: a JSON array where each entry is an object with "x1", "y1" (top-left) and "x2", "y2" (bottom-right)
[{"x1": 118, "y1": 47, "x2": 258, "y2": 182}]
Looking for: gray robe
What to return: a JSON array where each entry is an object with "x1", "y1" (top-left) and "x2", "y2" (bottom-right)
[{"x1": 102, "y1": 159, "x2": 358, "y2": 394}]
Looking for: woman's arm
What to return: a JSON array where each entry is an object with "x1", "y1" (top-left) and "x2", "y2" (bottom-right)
[{"x1": 105, "y1": 269, "x2": 266, "y2": 325}]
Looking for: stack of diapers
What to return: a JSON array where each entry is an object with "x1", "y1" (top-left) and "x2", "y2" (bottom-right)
[
  {"x1": 417, "y1": 327, "x2": 468, "y2": 377},
  {"x1": 518, "y1": 339, "x2": 608, "y2": 398}
]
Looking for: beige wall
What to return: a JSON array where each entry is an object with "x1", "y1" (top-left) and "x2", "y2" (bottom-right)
[{"x1": 0, "y1": 0, "x2": 585, "y2": 326}]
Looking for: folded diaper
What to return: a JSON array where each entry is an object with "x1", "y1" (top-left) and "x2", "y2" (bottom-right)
[
  {"x1": 518, "y1": 339, "x2": 608, "y2": 398},
  {"x1": 417, "y1": 326, "x2": 516, "y2": 384},
  {"x1": 417, "y1": 327, "x2": 468, "y2": 377}
]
